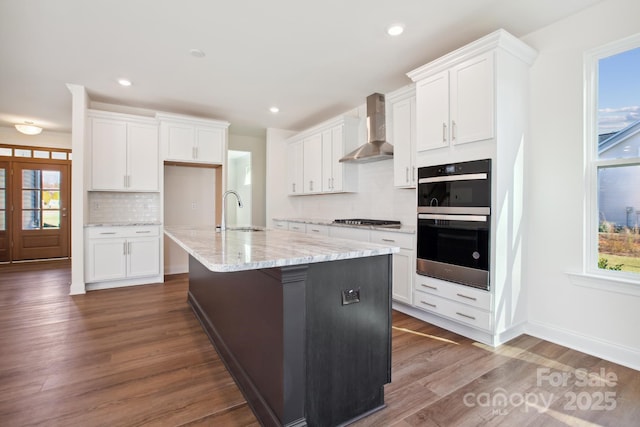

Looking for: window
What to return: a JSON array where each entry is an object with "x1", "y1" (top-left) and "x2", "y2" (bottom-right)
[{"x1": 584, "y1": 34, "x2": 640, "y2": 285}]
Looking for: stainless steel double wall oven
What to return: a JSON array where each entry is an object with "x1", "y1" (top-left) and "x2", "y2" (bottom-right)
[{"x1": 417, "y1": 158, "x2": 491, "y2": 290}]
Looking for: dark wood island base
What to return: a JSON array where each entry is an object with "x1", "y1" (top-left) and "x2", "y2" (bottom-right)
[{"x1": 187, "y1": 254, "x2": 392, "y2": 427}]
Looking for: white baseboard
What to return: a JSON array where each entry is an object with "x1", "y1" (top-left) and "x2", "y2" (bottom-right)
[
  {"x1": 164, "y1": 264, "x2": 188, "y2": 275},
  {"x1": 85, "y1": 275, "x2": 164, "y2": 291},
  {"x1": 526, "y1": 320, "x2": 640, "y2": 372}
]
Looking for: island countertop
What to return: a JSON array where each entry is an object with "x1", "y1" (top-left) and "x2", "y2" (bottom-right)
[{"x1": 164, "y1": 225, "x2": 399, "y2": 273}]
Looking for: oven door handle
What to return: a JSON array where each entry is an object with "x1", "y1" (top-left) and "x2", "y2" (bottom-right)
[
  {"x1": 418, "y1": 213, "x2": 488, "y2": 222},
  {"x1": 418, "y1": 172, "x2": 488, "y2": 184}
]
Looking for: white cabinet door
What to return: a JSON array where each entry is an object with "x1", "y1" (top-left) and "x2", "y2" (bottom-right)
[
  {"x1": 416, "y1": 71, "x2": 449, "y2": 152},
  {"x1": 392, "y1": 248, "x2": 414, "y2": 305},
  {"x1": 195, "y1": 127, "x2": 224, "y2": 164},
  {"x1": 450, "y1": 52, "x2": 494, "y2": 145},
  {"x1": 127, "y1": 237, "x2": 160, "y2": 278},
  {"x1": 86, "y1": 238, "x2": 127, "y2": 282},
  {"x1": 127, "y1": 123, "x2": 159, "y2": 191},
  {"x1": 392, "y1": 96, "x2": 416, "y2": 187},
  {"x1": 321, "y1": 129, "x2": 333, "y2": 192},
  {"x1": 165, "y1": 123, "x2": 195, "y2": 161},
  {"x1": 91, "y1": 118, "x2": 128, "y2": 190},
  {"x1": 287, "y1": 140, "x2": 304, "y2": 195},
  {"x1": 329, "y1": 126, "x2": 344, "y2": 192},
  {"x1": 303, "y1": 134, "x2": 322, "y2": 194}
]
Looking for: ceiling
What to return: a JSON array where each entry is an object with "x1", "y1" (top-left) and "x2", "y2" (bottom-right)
[{"x1": 0, "y1": 0, "x2": 602, "y2": 135}]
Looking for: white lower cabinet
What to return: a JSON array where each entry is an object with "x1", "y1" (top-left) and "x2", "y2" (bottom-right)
[
  {"x1": 370, "y1": 230, "x2": 414, "y2": 305},
  {"x1": 85, "y1": 226, "x2": 161, "y2": 286},
  {"x1": 413, "y1": 274, "x2": 492, "y2": 331}
]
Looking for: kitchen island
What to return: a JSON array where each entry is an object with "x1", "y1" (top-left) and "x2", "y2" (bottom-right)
[{"x1": 164, "y1": 226, "x2": 399, "y2": 427}]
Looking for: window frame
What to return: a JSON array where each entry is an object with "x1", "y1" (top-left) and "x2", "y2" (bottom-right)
[{"x1": 576, "y1": 33, "x2": 640, "y2": 294}]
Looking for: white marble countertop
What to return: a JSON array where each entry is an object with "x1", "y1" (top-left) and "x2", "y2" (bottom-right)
[
  {"x1": 273, "y1": 217, "x2": 416, "y2": 234},
  {"x1": 164, "y1": 225, "x2": 399, "y2": 272}
]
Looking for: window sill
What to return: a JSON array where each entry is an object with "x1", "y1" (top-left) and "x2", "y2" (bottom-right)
[{"x1": 567, "y1": 272, "x2": 640, "y2": 297}]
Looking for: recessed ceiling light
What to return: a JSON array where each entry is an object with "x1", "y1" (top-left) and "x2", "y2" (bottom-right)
[
  {"x1": 118, "y1": 78, "x2": 132, "y2": 87},
  {"x1": 387, "y1": 24, "x2": 404, "y2": 36},
  {"x1": 190, "y1": 49, "x2": 206, "y2": 58},
  {"x1": 270, "y1": 106, "x2": 280, "y2": 113}
]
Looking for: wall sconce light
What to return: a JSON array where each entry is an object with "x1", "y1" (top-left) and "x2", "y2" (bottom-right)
[{"x1": 15, "y1": 121, "x2": 43, "y2": 135}]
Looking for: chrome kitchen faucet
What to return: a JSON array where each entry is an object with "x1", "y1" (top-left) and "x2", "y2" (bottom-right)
[{"x1": 219, "y1": 190, "x2": 243, "y2": 232}]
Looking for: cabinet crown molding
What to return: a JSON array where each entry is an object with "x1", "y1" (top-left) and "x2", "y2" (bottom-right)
[
  {"x1": 88, "y1": 109, "x2": 157, "y2": 125},
  {"x1": 287, "y1": 114, "x2": 360, "y2": 143},
  {"x1": 155, "y1": 112, "x2": 230, "y2": 128},
  {"x1": 407, "y1": 28, "x2": 537, "y2": 82}
]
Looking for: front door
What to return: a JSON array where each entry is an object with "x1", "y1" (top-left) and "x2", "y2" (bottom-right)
[{"x1": 11, "y1": 162, "x2": 70, "y2": 260}]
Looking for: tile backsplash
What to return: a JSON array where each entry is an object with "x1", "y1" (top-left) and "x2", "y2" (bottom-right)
[{"x1": 88, "y1": 192, "x2": 160, "y2": 224}]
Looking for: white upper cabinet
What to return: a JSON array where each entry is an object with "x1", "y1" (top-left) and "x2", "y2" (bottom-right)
[
  {"x1": 388, "y1": 85, "x2": 417, "y2": 187},
  {"x1": 89, "y1": 111, "x2": 159, "y2": 192},
  {"x1": 407, "y1": 29, "x2": 536, "y2": 158},
  {"x1": 415, "y1": 72, "x2": 450, "y2": 151},
  {"x1": 287, "y1": 140, "x2": 304, "y2": 195},
  {"x1": 286, "y1": 115, "x2": 359, "y2": 196},
  {"x1": 156, "y1": 113, "x2": 229, "y2": 165},
  {"x1": 303, "y1": 133, "x2": 323, "y2": 194},
  {"x1": 450, "y1": 52, "x2": 494, "y2": 145},
  {"x1": 413, "y1": 52, "x2": 494, "y2": 152}
]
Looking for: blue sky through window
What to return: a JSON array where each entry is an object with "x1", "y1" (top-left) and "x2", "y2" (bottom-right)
[{"x1": 598, "y1": 47, "x2": 640, "y2": 135}]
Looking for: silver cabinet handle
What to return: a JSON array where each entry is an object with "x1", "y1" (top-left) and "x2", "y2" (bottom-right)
[
  {"x1": 292, "y1": 183, "x2": 296, "y2": 193},
  {"x1": 311, "y1": 229, "x2": 320, "y2": 233},
  {"x1": 412, "y1": 166, "x2": 416, "y2": 183},
  {"x1": 421, "y1": 300, "x2": 436, "y2": 308},
  {"x1": 309, "y1": 180, "x2": 313, "y2": 191},
  {"x1": 331, "y1": 177, "x2": 334, "y2": 189},
  {"x1": 100, "y1": 232, "x2": 117, "y2": 235},
  {"x1": 136, "y1": 230, "x2": 151, "y2": 234},
  {"x1": 382, "y1": 238, "x2": 395, "y2": 243},
  {"x1": 421, "y1": 284, "x2": 438, "y2": 290},
  {"x1": 442, "y1": 122, "x2": 447, "y2": 142},
  {"x1": 452, "y1": 120, "x2": 456, "y2": 141},
  {"x1": 456, "y1": 293, "x2": 477, "y2": 301},
  {"x1": 456, "y1": 312, "x2": 476, "y2": 320},
  {"x1": 123, "y1": 241, "x2": 127, "y2": 255},
  {"x1": 406, "y1": 167, "x2": 409, "y2": 183}
]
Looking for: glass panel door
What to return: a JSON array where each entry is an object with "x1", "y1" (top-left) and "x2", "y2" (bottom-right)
[
  {"x1": 12, "y1": 162, "x2": 69, "y2": 260},
  {"x1": 0, "y1": 162, "x2": 8, "y2": 262}
]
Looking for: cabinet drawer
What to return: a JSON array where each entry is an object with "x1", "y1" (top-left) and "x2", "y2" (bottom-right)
[
  {"x1": 272, "y1": 220, "x2": 288, "y2": 230},
  {"x1": 305, "y1": 224, "x2": 330, "y2": 236},
  {"x1": 288, "y1": 222, "x2": 305, "y2": 233},
  {"x1": 86, "y1": 226, "x2": 160, "y2": 239},
  {"x1": 415, "y1": 274, "x2": 491, "y2": 310},
  {"x1": 370, "y1": 230, "x2": 413, "y2": 249},
  {"x1": 413, "y1": 291, "x2": 491, "y2": 331}
]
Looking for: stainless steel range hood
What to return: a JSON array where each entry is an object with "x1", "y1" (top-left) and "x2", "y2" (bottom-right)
[{"x1": 339, "y1": 93, "x2": 393, "y2": 163}]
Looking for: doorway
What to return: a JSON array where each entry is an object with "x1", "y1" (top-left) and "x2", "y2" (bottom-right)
[
  {"x1": 0, "y1": 145, "x2": 71, "y2": 263},
  {"x1": 227, "y1": 150, "x2": 252, "y2": 226}
]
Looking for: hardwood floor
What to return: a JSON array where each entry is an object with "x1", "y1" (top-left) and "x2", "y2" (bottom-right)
[{"x1": 1, "y1": 263, "x2": 638, "y2": 426}]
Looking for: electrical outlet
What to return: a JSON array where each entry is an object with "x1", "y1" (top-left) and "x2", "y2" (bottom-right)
[
  {"x1": 94, "y1": 202, "x2": 100, "y2": 210},
  {"x1": 191, "y1": 202, "x2": 197, "y2": 210}
]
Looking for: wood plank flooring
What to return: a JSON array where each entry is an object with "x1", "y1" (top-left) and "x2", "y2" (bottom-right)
[{"x1": 1, "y1": 262, "x2": 638, "y2": 426}]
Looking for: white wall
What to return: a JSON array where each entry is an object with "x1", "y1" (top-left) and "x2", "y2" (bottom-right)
[
  {"x1": 522, "y1": 0, "x2": 640, "y2": 370},
  {"x1": 0, "y1": 126, "x2": 71, "y2": 149}
]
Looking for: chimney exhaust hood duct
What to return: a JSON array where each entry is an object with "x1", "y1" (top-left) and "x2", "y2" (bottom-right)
[{"x1": 339, "y1": 93, "x2": 393, "y2": 163}]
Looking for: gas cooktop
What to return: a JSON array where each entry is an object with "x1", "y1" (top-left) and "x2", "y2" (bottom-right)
[{"x1": 333, "y1": 218, "x2": 402, "y2": 228}]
